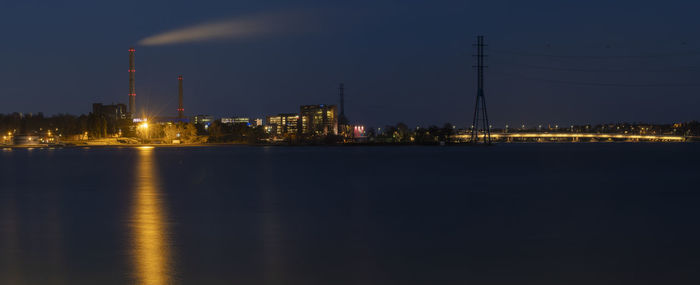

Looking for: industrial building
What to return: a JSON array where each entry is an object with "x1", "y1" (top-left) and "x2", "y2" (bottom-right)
[
  {"x1": 300, "y1": 104, "x2": 337, "y2": 135},
  {"x1": 92, "y1": 103, "x2": 128, "y2": 121},
  {"x1": 92, "y1": 103, "x2": 128, "y2": 135}
]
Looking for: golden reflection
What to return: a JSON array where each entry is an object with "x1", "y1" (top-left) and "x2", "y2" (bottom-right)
[{"x1": 131, "y1": 146, "x2": 173, "y2": 284}]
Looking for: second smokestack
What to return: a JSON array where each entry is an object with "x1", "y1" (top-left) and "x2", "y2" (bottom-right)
[
  {"x1": 177, "y1": 75, "x2": 184, "y2": 120},
  {"x1": 128, "y1": 47, "x2": 136, "y2": 116}
]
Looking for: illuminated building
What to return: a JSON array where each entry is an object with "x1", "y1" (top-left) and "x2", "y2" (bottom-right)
[
  {"x1": 265, "y1": 113, "x2": 299, "y2": 135},
  {"x1": 39, "y1": 130, "x2": 57, "y2": 144},
  {"x1": 192, "y1": 115, "x2": 214, "y2": 125},
  {"x1": 353, "y1": 125, "x2": 366, "y2": 138},
  {"x1": 299, "y1": 104, "x2": 337, "y2": 135},
  {"x1": 221, "y1": 117, "x2": 250, "y2": 125},
  {"x1": 2, "y1": 132, "x2": 12, "y2": 144},
  {"x1": 234, "y1": 117, "x2": 250, "y2": 124}
]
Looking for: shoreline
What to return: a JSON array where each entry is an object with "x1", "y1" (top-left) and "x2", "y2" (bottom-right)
[{"x1": 2, "y1": 140, "x2": 697, "y2": 149}]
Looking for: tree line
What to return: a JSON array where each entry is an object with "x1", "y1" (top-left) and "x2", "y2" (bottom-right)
[{"x1": 0, "y1": 112, "x2": 126, "y2": 138}]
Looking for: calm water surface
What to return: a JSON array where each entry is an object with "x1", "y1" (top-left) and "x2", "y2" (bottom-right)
[{"x1": 1, "y1": 144, "x2": 699, "y2": 285}]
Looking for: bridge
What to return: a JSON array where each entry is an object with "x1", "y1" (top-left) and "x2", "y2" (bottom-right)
[{"x1": 453, "y1": 133, "x2": 688, "y2": 142}]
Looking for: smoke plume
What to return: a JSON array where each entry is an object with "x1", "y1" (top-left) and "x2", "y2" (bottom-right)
[{"x1": 138, "y1": 12, "x2": 308, "y2": 46}]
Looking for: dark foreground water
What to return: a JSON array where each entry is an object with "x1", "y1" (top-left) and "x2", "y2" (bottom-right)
[{"x1": 1, "y1": 144, "x2": 699, "y2": 285}]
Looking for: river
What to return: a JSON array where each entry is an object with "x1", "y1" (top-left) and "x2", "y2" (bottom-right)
[{"x1": 1, "y1": 144, "x2": 699, "y2": 284}]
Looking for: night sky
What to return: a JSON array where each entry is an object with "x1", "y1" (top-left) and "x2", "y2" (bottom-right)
[{"x1": 1, "y1": 0, "x2": 698, "y2": 128}]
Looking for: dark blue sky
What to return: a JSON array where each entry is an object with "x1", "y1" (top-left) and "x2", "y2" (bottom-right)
[{"x1": 1, "y1": 0, "x2": 698, "y2": 127}]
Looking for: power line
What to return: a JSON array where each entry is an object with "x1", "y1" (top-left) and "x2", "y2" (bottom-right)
[
  {"x1": 494, "y1": 72, "x2": 700, "y2": 87},
  {"x1": 490, "y1": 49, "x2": 700, "y2": 59},
  {"x1": 489, "y1": 60, "x2": 700, "y2": 73}
]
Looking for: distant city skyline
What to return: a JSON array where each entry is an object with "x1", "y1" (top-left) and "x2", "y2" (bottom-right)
[{"x1": 2, "y1": 0, "x2": 699, "y2": 127}]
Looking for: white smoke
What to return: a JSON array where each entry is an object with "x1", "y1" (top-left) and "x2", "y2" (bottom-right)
[{"x1": 138, "y1": 12, "x2": 308, "y2": 46}]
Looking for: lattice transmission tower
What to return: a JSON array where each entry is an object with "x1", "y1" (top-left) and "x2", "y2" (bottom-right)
[{"x1": 470, "y1": 35, "x2": 492, "y2": 144}]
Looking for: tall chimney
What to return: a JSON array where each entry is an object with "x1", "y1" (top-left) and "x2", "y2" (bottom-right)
[
  {"x1": 128, "y1": 47, "x2": 136, "y2": 116},
  {"x1": 177, "y1": 75, "x2": 184, "y2": 120}
]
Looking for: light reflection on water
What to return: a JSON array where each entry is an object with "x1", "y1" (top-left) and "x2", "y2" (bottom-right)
[
  {"x1": 1, "y1": 145, "x2": 699, "y2": 284},
  {"x1": 130, "y1": 147, "x2": 174, "y2": 284}
]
